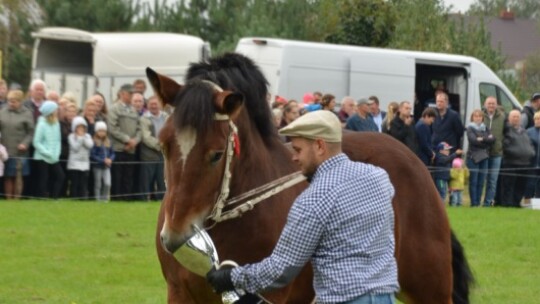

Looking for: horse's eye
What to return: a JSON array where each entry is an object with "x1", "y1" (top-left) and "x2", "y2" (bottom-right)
[{"x1": 210, "y1": 151, "x2": 224, "y2": 165}]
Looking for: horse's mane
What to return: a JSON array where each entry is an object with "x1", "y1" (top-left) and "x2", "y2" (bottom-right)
[
  {"x1": 172, "y1": 80, "x2": 216, "y2": 136},
  {"x1": 184, "y1": 53, "x2": 277, "y2": 142}
]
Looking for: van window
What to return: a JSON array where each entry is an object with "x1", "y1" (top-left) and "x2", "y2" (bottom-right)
[{"x1": 479, "y1": 83, "x2": 515, "y2": 113}]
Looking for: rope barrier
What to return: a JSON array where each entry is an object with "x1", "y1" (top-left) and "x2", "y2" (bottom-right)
[{"x1": 2, "y1": 156, "x2": 540, "y2": 201}]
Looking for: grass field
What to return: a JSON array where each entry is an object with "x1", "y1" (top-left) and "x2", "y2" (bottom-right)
[{"x1": 1, "y1": 200, "x2": 540, "y2": 303}]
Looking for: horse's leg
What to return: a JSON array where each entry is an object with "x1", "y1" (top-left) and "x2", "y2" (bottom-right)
[{"x1": 396, "y1": 240, "x2": 453, "y2": 304}]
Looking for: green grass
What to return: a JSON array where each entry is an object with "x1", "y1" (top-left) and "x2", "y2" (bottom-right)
[
  {"x1": 447, "y1": 207, "x2": 540, "y2": 303},
  {"x1": 1, "y1": 201, "x2": 539, "y2": 303},
  {"x1": 0, "y1": 200, "x2": 166, "y2": 304}
]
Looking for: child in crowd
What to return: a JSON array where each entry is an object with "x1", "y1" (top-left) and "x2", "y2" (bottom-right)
[
  {"x1": 449, "y1": 158, "x2": 469, "y2": 207},
  {"x1": 90, "y1": 121, "x2": 115, "y2": 202},
  {"x1": 33, "y1": 101, "x2": 65, "y2": 199},
  {"x1": 68, "y1": 116, "x2": 94, "y2": 199},
  {"x1": 433, "y1": 141, "x2": 463, "y2": 204},
  {"x1": 0, "y1": 132, "x2": 8, "y2": 179}
]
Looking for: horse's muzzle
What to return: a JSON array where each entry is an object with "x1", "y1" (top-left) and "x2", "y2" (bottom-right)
[{"x1": 160, "y1": 228, "x2": 191, "y2": 254}]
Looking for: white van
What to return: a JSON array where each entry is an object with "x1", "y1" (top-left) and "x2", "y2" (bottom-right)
[
  {"x1": 32, "y1": 27, "x2": 210, "y2": 106},
  {"x1": 236, "y1": 37, "x2": 522, "y2": 122}
]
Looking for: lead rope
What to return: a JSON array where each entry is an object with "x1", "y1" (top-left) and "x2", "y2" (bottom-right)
[{"x1": 216, "y1": 173, "x2": 306, "y2": 222}]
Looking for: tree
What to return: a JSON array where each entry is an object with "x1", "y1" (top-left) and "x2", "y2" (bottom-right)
[
  {"x1": 385, "y1": 0, "x2": 505, "y2": 72},
  {"x1": 35, "y1": 0, "x2": 138, "y2": 31},
  {"x1": 389, "y1": 0, "x2": 452, "y2": 51},
  {"x1": 0, "y1": 0, "x2": 42, "y2": 88},
  {"x1": 132, "y1": 0, "x2": 323, "y2": 54},
  {"x1": 323, "y1": 0, "x2": 396, "y2": 47},
  {"x1": 521, "y1": 50, "x2": 540, "y2": 97}
]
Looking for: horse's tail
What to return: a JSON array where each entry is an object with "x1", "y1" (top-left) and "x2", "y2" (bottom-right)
[{"x1": 451, "y1": 230, "x2": 474, "y2": 304}]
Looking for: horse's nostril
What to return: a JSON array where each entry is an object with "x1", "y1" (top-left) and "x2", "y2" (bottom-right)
[{"x1": 160, "y1": 233, "x2": 181, "y2": 254}]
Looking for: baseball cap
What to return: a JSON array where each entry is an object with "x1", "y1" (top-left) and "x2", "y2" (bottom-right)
[
  {"x1": 531, "y1": 92, "x2": 540, "y2": 101},
  {"x1": 279, "y1": 110, "x2": 342, "y2": 142},
  {"x1": 303, "y1": 93, "x2": 314, "y2": 104},
  {"x1": 436, "y1": 142, "x2": 453, "y2": 151}
]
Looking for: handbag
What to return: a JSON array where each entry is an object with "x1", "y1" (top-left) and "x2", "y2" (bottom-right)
[{"x1": 471, "y1": 149, "x2": 489, "y2": 164}]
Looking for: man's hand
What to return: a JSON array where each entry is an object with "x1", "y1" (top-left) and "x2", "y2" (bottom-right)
[
  {"x1": 206, "y1": 266, "x2": 235, "y2": 293},
  {"x1": 124, "y1": 138, "x2": 137, "y2": 151}
]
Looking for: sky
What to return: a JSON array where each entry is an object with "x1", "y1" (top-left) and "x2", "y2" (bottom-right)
[{"x1": 443, "y1": 0, "x2": 476, "y2": 13}]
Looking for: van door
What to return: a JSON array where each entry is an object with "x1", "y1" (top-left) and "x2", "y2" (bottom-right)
[
  {"x1": 349, "y1": 54, "x2": 415, "y2": 110},
  {"x1": 65, "y1": 75, "x2": 88, "y2": 107}
]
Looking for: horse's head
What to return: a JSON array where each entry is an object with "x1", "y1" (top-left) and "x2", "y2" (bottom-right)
[{"x1": 147, "y1": 67, "x2": 244, "y2": 254}]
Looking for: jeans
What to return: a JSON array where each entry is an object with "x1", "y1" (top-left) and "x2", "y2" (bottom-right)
[
  {"x1": 467, "y1": 158, "x2": 488, "y2": 207},
  {"x1": 524, "y1": 168, "x2": 540, "y2": 199},
  {"x1": 139, "y1": 161, "x2": 165, "y2": 201},
  {"x1": 93, "y1": 167, "x2": 111, "y2": 201},
  {"x1": 342, "y1": 293, "x2": 395, "y2": 304},
  {"x1": 435, "y1": 179, "x2": 448, "y2": 203},
  {"x1": 483, "y1": 156, "x2": 502, "y2": 206},
  {"x1": 449, "y1": 190, "x2": 463, "y2": 206}
]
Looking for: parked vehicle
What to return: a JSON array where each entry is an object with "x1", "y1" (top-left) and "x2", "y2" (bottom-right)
[
  {"x1": 236, "y1": 37, "x2": 521, "y2": 121},
  {"x1": 32, "y1": 27, "x2": 210, "y2": 106}
]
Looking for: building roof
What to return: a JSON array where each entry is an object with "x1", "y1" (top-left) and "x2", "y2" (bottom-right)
[{"x1": 453, "y1": 14, "x2": 540, "y2": 68}]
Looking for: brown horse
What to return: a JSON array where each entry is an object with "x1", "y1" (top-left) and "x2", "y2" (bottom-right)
[{"x1": 147, "y1": 53, "x2": 473, "y2": 304}]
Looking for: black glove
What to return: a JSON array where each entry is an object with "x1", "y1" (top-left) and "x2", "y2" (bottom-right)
[{"x1": 206, "y1": 266, "x2": 235, "y2": 293}]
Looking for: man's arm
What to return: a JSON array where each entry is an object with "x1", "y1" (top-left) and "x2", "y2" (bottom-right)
[
  {"x1": 230, "y1": 197, "x2": 324, "y2": 294},
  {"x1": 107, "y1": 105, "x2": 130, "y2": 143},
  {"x1": 140, "y1": 117, "x2": 160, "y2": 150}
]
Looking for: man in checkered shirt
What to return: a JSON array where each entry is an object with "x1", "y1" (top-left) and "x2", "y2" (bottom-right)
[{"x1": 207, "y1": 110, "x2": 399, "y2": 304}]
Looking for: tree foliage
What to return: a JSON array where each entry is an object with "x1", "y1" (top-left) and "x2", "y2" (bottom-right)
[
  {"x1": 35, "y1": 0, "x2": 138, "y2": 31},
  {"x1": 0, "y1": 0, "x2": 41, "y2": 88},
  {"x1": 323, "y1": 0, "x2": 396, "y2": 47},
  {"x1": 521, "y1": 50, "x2": 540, "y2": 96},
  {"x1": 0, "y1": 0, "x2": 528, "y2": 95}
]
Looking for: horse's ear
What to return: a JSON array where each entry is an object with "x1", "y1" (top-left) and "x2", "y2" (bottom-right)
[
  {"x1": 216, "y1": 91, "x2": 244, "y2": 119},
  {"x1": 146, "y1": 67, "x2": 182, "y2": 106}
]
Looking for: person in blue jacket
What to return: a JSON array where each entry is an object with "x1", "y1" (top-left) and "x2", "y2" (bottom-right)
[{"x1": 33, "y1": 100, "x2": 65, "y2": 199}]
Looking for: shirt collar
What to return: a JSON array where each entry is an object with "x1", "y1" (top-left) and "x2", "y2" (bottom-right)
[{"x1": 312, "y1": 153, "x2": 348, "y2": 181}]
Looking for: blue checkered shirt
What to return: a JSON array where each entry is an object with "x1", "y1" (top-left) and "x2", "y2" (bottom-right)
[{"x1": 231, "y1": 153, "x2": 399, "y2": 304}]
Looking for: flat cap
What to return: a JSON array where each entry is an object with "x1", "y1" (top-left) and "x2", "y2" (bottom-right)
[
  {"x1": 279, "y1": 110, "x2": 342, "y2": 142},
  {"x1": 120, "y1": 83, "x2": 134, "y2": 93},
  {"x1": 357, "y1": 98, "x2": 369, "y2": 106}
]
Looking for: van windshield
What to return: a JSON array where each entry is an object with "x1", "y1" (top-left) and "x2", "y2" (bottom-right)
[{"x1": 479, "y1": 83, "x2": 515, "y2": 113}]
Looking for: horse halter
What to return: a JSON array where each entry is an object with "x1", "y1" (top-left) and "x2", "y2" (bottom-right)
[{"x1": 203, "y1": 81, "x2": 306, "y2": 225}]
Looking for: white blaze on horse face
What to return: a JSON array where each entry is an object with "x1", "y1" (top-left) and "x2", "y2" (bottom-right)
[{"x1": 176, "y1": 127, "x2": 197, "y2": 169}]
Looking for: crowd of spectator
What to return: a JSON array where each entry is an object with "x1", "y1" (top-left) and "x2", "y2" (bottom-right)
[
  {"x1": 3, "y1": 75, "x2": 540, "y2": 208},
  {"x1": 0, "y1": 78, "x2": 168, "y2": 201},
  {"x1": 271, "y1": 89, "x2": 540, "y2": 208}
]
